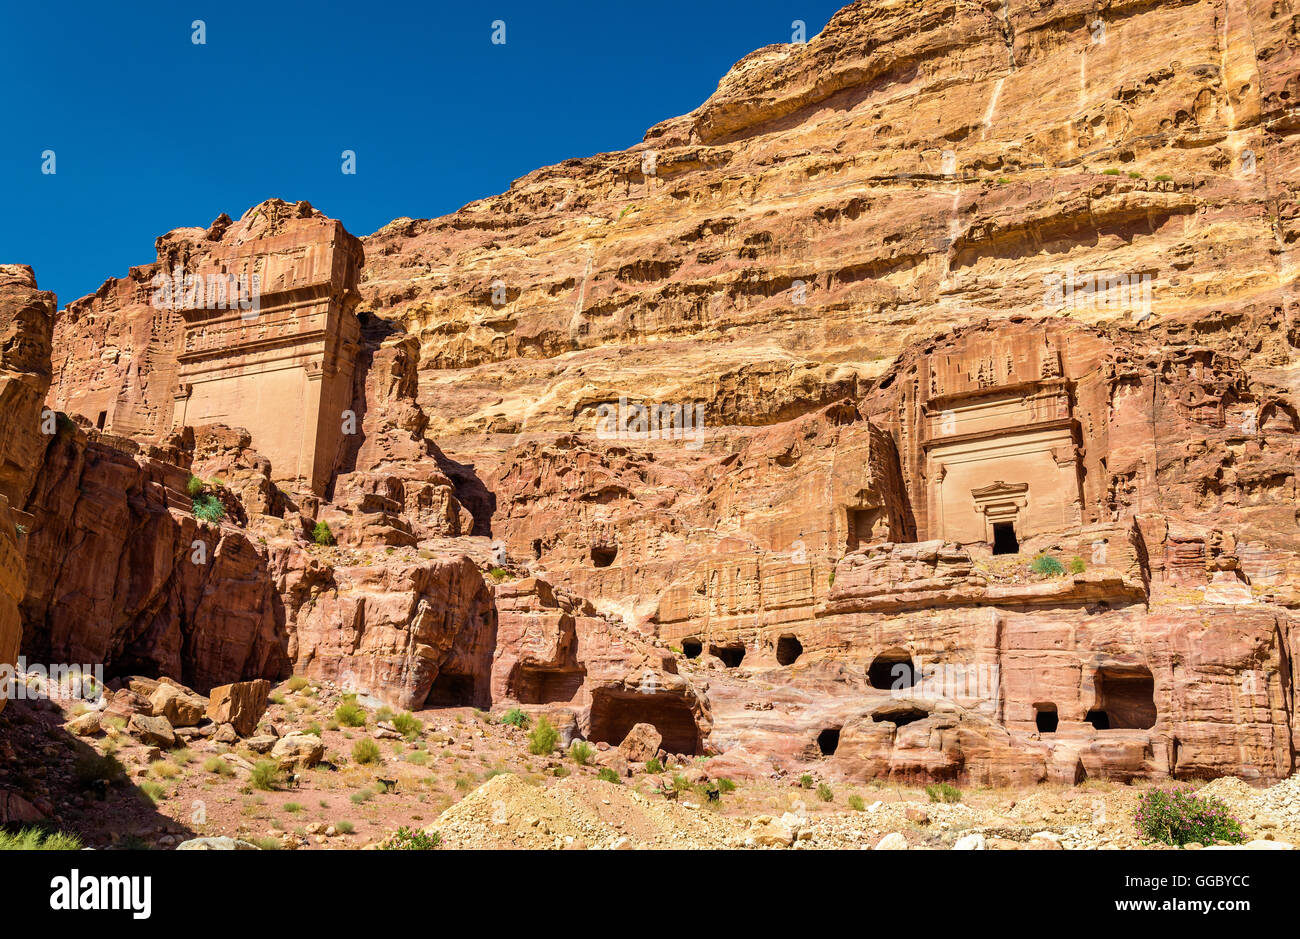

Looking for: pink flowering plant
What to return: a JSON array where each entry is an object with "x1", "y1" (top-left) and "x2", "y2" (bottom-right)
[{"x1": 1133, "y1": 786, "x2": 1245, "y2": 846}]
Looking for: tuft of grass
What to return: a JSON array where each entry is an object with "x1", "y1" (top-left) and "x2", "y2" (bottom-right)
[
  {"x1": 817, "y1": 782, "x2": 834, "y2": 802},
  {"x1": 499, "y1": 708, "x2": 529, "y2": 729},
  {"x1": 335, "y1": 821, "x2": 355, "y2": 834},
  {"x1": 569, "y1": 741, "x2": 593, "y2": 765},
  {"x1": 799, "y1": 773, "x2": 814, "y2": 790},
  {"x1": 1030, "y1": 554, "x2": 1065, "y2": 577},
  {"x1": 185, "y1": 475, "x2": 205, "y2": 498},
  {"x1": 717, "y1": 778, "x2": 737, "y2": 793},
  {"x1": 1102, "y1": 167, "x2": 1121, "y2": 175},
  {"x1": 335, "y1": 702, "x2": 367, "y2": 727},
  {"x1": 350, "y1": 788, "x2": 375, "y2": 805},
  {"x1": 848, "y1": 794, "x2": 866, "y2": 811},
  {"x1": 527, "y1": 716, "x2": 559, "y2": 755},
  {"x1": 596, "y1": 767, "x2": 621, "y2": 784},
  {"x1": 151, "y1": 761, "x2": 180, "y2": 780},
  {"x1": 645, "y1": 758, "x2": 663, "y2": 774},
  {"x1": 250, "y1": 760, "x2": 281, "y2": 791},
  {"x1": 925, "y1": 782, "x2": 962, "y2": 804},
  {"x1": 0, "y1": 827, "x2": 84, "y2": 850},
  {"x1": 203, "y1": 756, "x2": 234, "y2": 777},
  {"x1": 352, "y1": 738, "x2": 381, "y2": 765},
  {"x1": 305, "y1": 722, "x2": 323, "y2": 737},
  {"x1": 286, "y1": 675, "x2": 309, "y2": 692},
  {"x1": 391, "y1": 712, "x2": 423, "y2": 739},
  {"x1": 1068, "y1": 556, "x2": 1086, "y2": 574},
  {"x1": 1154, "y1": 173, "x2": 1173, "y2": 182},
  {"x1": 284, "y1": 802, "x2": 303, "y2": 814},
  {"x1": 192, "y1": 493, "x2": 225, "y2": 523},
  {"x1": 138, "y1": 780, "x2": 166, "y2": 803}
]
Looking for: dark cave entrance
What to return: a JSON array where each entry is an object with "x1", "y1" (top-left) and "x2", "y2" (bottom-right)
[
  {"x1": 1086, "y1": 709, "x2": 1111, "y2": 730},
  {"x1": 710, "y1": 643, "x2": 745, "y2": 668},
  {"x1": 510, "y1": 667, "x2": 586, "y2": 705},
  {"x1": 424, "y1": 670, "x2": 482, "y2": 709},
  {"x1": 817, "y1": 727, "x2": 840, "y2": 756},
  {"x1": 775, "y1": 634, "x2": 803, "y2": 666},
  {"x1": 1091, "y1": 665, "x2": 1156, "y2": 729},
  {"x1": 868, "y1": 648, "x2": 916, "y2": 691},
  {"x1": 588, "y1": 690, "x2": 701, "y2": 755},
  {"x1": 591, "y1": 545, "x2": 617, "y2": 567},
  {"x1": 992, "y1": 521, "x2": 1019, "y2": 555},
  {"x1": 1034, "y1": 703, "x2": 1059, "y2": 734},
  {"x1": 871, "y1": 705, "x2": 927, "y2": 727},
  {"x1": 682, "y1": 639, "x2": 702, "y2": 659}
]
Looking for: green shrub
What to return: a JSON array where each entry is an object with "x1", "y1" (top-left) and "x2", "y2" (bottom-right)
[
  {"x1": 335, "y1": 821, "x2": 355, "y2": 834},
  {"x1": 499, "y1": 708, "x2": 529, "y2": 729},
  {"x1": 717, "y1": 778, "x2": 737, "y2": 793},
  {"x1": 391, "y1": 712, "x2": 423, "y2": 739},
  {"x1": 192, "y1": 493, "x2": 225, "y2": 523},
  {"x1": 286, "y1": 675, "x2": 309, "y2": 692},
  {"x1": 670, "y1": 774, "x2": 691, "y2": 793},
  {"x1": 597, "y1": 767, "x2": 621, "y2": 784},
  {"x1": 375, "y1": 706, "x2": 395, "y2": 723},
  {"x1": 335, "y1": 702, "x2": 367, "y2": 727},
  {"x1": 799, "y1": 773, "x2": 814, "y2": 790},
  {"x1": 1154, "y1": 173, "x2": 1173, "y2": 182},
  {"x1": 1134, "y1": 786, "x2": 1245, "y2": 846},
  {"x1": 848, "y1": 794, "x2": 866, "y2": 811},
  {"x1": 382, "y1": 826, "x2": 441, "y2": 850},
  {"x1": 1068, "y1": 556, "x2": 1086, "y2": 574},
  {"x1": 489, "y1": 567, "x2": 509, "y2": 581},
  {"x1": 645, "y1": 758, "x2": 664, "y2": 774},
  {"x1": 185, "y1": 475, "x2": 205, "y2": 498},
  {"x1": 284, "y1": 802, "x2": 303, "y2": 814},
  {"x1": 817, "y1": 783, "x2": 834, "y2": 802},
  {"x1": 1103, "y1": 168, "x2": 1121, "y2": 175},
  {"x1": 1030, "y1": 554, "x2": 1065, "y2": 577},
  {"x1": 352, "y1": 739, "x2": 381, "y2": 765},
  {"x1": 925, "y1": 782, "x2": 962, "y2": 804},
  {"x1": 76, "y1": 752, "x2": 124, "y2": 786},
  {"x1": 569, "y1": 741, "x2": 594, "y2": 765},
  {"x1": 0, "y1": 827, "x2": 83, "y2": 850},
  {"x1": 350, "y1": 788, "x2": 374, "y2": 804},
  {"x1": 250, "y1": 760, "x2": 281, "y2": 791},
  {"x1": 138, "y1": 780, "x2": 166, "y2": 803},
  {"x1": 527, "y1": 716, "x2": 559, "y2": 755},
  {"x1": 312, "y1": 521, "x2": 335, "y2": 546},
  {"x1": 304, "y1": 722, "x2": 322, "y2": 738},
  {"x1": 203, "y1": 756, "x2": 234, "y2": 776}
]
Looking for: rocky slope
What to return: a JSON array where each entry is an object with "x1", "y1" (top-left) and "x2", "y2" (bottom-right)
[{"x1": 4, "y1": 0, "x2": 1300, "y2": 812}]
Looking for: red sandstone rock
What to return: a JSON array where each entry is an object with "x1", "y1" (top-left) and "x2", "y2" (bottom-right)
[{"x1": 206, "y1": 679, "x2": 271, "y2": 737}]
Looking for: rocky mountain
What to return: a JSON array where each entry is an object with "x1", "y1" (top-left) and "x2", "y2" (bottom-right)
[{"x1": 4, "y1": 0, "x2": 1300, "y2": 793}]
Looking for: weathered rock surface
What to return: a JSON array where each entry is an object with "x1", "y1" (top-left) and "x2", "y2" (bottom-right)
[{"x1": 206, "y1": 679, "x2": 271, "y2": 737}]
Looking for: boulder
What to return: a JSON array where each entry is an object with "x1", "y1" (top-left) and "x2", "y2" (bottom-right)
[
  {"x1": 271, "y1": 733, "x2": 325, "y2": 769},
  {"x1": 176, "y1": 837, "x2": 260, "y2": 850},
  {"x1": 65, "y1": 710, "x2": 102, "y2": 736},
  {"x1": 875, "y1": 832, "x2": 909, "y2": 850},
  {"x1": 953, "y1": 833, "x2": 986, "y2": 850},
  {"x1": 205, "y1": 679, "x2": 270, "y2": 737},
  {"x1": 127, "y1": 713, "x2": 176, "y2": 748},
  {"x1": 618, "y1": 722, "x2": 663, "y2": 763},
  {"x1": 149, "y1": 683, "x2": 208, "y2": 727}
]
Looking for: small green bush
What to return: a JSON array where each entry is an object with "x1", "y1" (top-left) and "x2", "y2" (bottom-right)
[
  {"x1": 1154, "y1": 173, "x2": 1173, "y2": 182},
  {"x1": 350, "y1": 788, "x2": 374, "y2": 804},
  {"x1": 817, "y1": 783, "x2": 834, "y2": 802},
  {"x1": 192, "y1": 494, "x2": 225, "y2": 523},
  {"x1": 925, "y1": 782, "x2": 962, "y2": 804},
  {"x1": 383, "y1": 826, "x2": 441, "y2": 850},
  {"x1": 1030, "y1": 554, "x2": 1065, "y2": 577},
  {"x1": 139, "y1": 780, "x2": 165, "y2": 803},
  {"x1": 1134, "y1": 786, "x2": 1245, "y2": 846},
  {"x1": 250, "y1": 759, "x2": 281, "y2": 791},
  {"x1": 0, "y1": 827, "x2": 83, "y2": 850},
  {"x1": 716, "y1": 778, "x2": 737, "y2": 793},
  {"x1": 645, "y1": 758, "x2": 664, "y2": 774},
  {"x1": 286, "y1": 675, "x2": 309, "y2": 692},
  {"x1": 799, "y1": 773, "x2": 814, "y2": 790},
  {"x1": 1103, "y1": 168, "x2": 1121, "y2": 175},
  {"x1": 352, "y1": 738, "x2": 381, "y2": 765},
  {"x1": 1068, "y1": 556, "x2": 1086, "y2": 574},
  {"x1": 312, "y1": 521, "x2": 335, "y2": 546},
  {"x1": 848, "y1": 794, "x2": 866, "y2": 811},
  {"x1": 488, "y1": 567, "x2": 509, "y2": 581},
  {"x1": 597, "y1": 767, "x2": 621, "y2": 784},
  {"x1": 569, "y1": 741, "x2": 594, "y2": 765},
  {"x1": 284, "y1": 802, "x2": 303, "y2": 814},
  {"x1": 527, "y1": 716, "x2": 559, "y2": 755},
  {"x1": 499, "y1": 708, "x2": 529, "y2": 729},
  {"x1": 304, "y1": 722, "x2": 322, "y2": 738},
  {"x1": 185, "y1": 475, "x2": 205, "y2": 498},
  {"x1": 203, "y1": 756, "x2": 234, "y2": 776},
  {"x1": 335, "y1": 821, "x2": 355, "y2": 834},
  {"x1": 391, "y1": 712, "x2": 423, "y2": 739},
  {"x1": 335, "y1": 702, "x2": 367, "y2": 727}
]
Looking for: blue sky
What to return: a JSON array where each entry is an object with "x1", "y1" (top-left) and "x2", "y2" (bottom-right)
[{"x1": 0, "y1": 0, "x2": 846, "y2": 307}]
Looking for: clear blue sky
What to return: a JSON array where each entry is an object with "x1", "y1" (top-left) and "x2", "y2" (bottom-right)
[{"x1": 0, "y1": 0, "x2": 846, "y2": 308}]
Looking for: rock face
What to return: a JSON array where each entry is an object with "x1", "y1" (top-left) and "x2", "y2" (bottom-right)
[
  {"x1": 0, "y1": 265, "x2": 55, "y2": 714},
  {"x1": 8, "y1": 0, "x2": 1300, "y2": 784}
]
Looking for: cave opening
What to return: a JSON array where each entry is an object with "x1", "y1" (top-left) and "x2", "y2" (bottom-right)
[
  {"x1": 591, "y1": 545, "x2": 617, "y2": 567},
  {"x1": 872, "y1": 705, "x2": 927, "y2": 727},
  {"x1": 588, "y1": 690, "x2": 701, "y2": 754},
  {"x1": 1034, "y1": 702, "x2": 1059, "y2": 734},
  {"x1": 846, "y1": 507, "x2": 882, "y2": 551},
  {"x1": 1085, "y1": 709, "x2": 1110, "y2": 730},
  {"x1": 817, "y1": 727, "x2": 840, "y2": 756},
  {"x1": 868, "y1": 648, "x2": 916, "y2": 690},
  {"x1": 682, "y1": 639, "x2": 702, "y2": 659},
  {"x1": 992, "y1": 521, "x2": 1019, "y2": 555},
  {"x1": 775, "y1": 634, "x2": 803, "y2": 666},
  {"x1": 710, "y1": 643, "x2": 745, "y2": 668},
  {"x1": 1092, "y1": 665, "x2": 1156, "y2": 729},
  {"x1": 424, "y1": 670, "x2": 482, "y2": 709},
  {"x1": 510, "y1": 667, "x2": 586, "y2": 705},
  {"x1": 531, "y1": 539, "x2": 542, "y2": 560}
]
